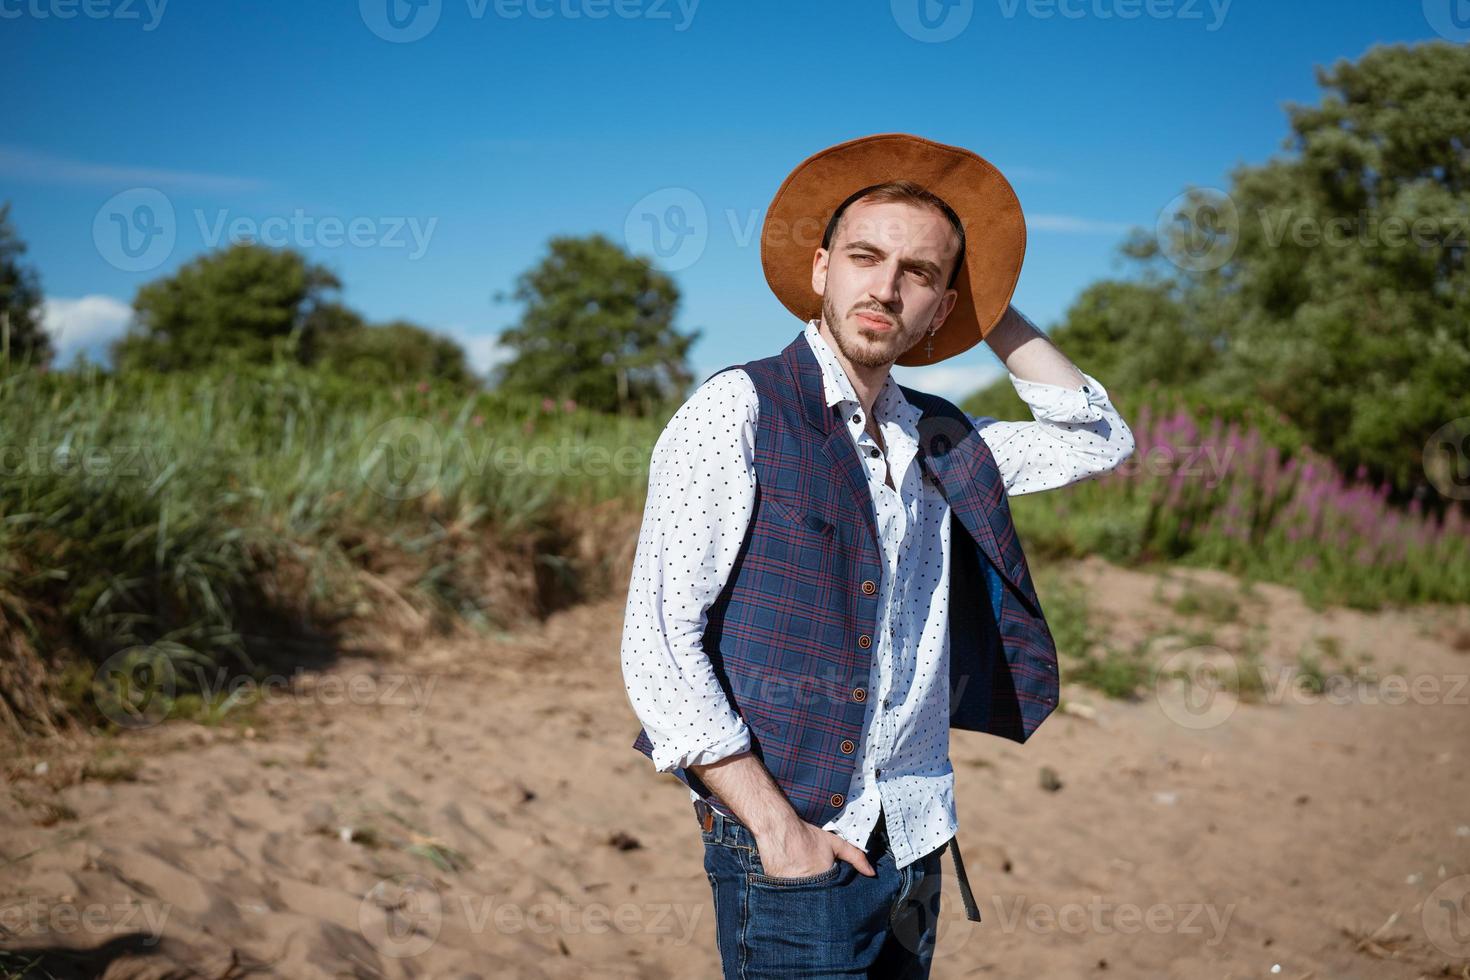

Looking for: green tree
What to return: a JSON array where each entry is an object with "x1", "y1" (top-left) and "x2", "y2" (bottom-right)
[
  {"x1": 492, "y1": 233, "x2": 698, "y2": 414},
  {"x1": 977, "y1": 42, "x2": 1470, "y2": 498},
  {"x1": 112, "y1": 243, "x2": 341, "y2": 372},
  {"x1": 315, "y1": 318, "x2": 474, "y2": 388},
  {"x1": 0, "y1": 201, "x2": 52, "y2": 368}
]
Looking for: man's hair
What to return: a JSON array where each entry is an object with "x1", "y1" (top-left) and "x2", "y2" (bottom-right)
[{"x1": 820, "y1": 180, "x2": 967, "y2": 289}]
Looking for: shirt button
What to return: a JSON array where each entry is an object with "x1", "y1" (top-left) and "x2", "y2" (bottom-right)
[
  {"x1": 861, "y1": 579, "x2": 876, "y2": 595},
  {"x1": 839, "y1": 739, "x2": 855, "y2": 754},
  {"x1": 857, "y1": 634, "x2": 872, "y2": 649},
  {"x1": 851, "y1": 412, "x2": 861, "y2": 423},
  {"x1": 868, "y1": 448, "x2": 880, "y2": 458},
  {"x1": 830, "y1": 793, "x2": 845, "y2": 807},
  {"x1": 852, "y1": 687, "x2": 867, "y2": 702},
  {"x1": 874, "y1": 768, "x2": 882, "y2": 778}
]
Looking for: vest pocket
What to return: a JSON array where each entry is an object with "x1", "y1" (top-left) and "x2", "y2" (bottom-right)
[{"x1": 766, "y1": 496, "x2": 836, "y2": 537}]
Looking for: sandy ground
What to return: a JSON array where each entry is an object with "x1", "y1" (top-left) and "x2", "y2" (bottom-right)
[{"x1": 2, "y1": 557, "x2": 1468, "y2": 979}]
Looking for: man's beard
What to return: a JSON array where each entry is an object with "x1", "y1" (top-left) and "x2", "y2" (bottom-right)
[{"x1": 820, "y1": 293, "x2": 921, "y2": 369}]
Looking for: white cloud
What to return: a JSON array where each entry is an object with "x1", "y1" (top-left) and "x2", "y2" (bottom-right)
[
  {"x1": 892, "y1": 360, "x2": 1005, "y2": 403},
  {"x1": 440, "y1": 325, "x2": 515, "y2": 378},
  {"x1": 0, "y1": 146, "x2": 267, "y2": 193},
  {"x1": 43, "y1": 295, "x2": 132, "y2": 366},
  {"x1": 1027, "y1": 213, "x2": 1135, "y2": 235}
]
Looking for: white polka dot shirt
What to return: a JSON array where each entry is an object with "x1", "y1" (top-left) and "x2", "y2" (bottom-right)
[{"x1": 621, "y1": 318, "x2": 1133, "y2": 868}]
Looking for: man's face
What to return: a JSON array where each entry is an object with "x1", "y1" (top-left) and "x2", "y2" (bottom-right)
[{"x1": 812, "y1": 197, "x2": 961, "y2": 369}]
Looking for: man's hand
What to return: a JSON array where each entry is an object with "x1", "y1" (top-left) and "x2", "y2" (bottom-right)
[
  {"x1": 689, "y1": 750, "x2": 876, "y2": 877},
  {"x1": 753, "y1": 815, "x2": 875, "y2": 878}
]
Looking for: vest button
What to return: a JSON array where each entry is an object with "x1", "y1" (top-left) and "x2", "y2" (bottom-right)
[
  {"x1": 861, "y1": 579, "x2": 876, "y2": 595},
  {"x1": 839, "y1": 739, "x2": 855, "y2": 754},
  {"x1": 852, "y1": 687, "x2": 866, "y2": 702},
  {"x1": 857, "y1": 634, "x2": 872, "y2": 649},
  {"x1": 830, "y1": 793, "x2": 845, "y2": 807}
]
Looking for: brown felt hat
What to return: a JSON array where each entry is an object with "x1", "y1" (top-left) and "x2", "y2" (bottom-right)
[{"x1": 760, "y1": 133, "x2": 1027, "y2": 366}]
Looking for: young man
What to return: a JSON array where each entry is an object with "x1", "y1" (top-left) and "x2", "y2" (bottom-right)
[{"x1": 621, "y1": 133, "x2": 1135, "y2": 977}]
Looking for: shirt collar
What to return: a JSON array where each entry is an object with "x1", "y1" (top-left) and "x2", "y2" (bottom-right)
[{"x1": 802, "y1": 318, "x2": 922, "y2": 428}]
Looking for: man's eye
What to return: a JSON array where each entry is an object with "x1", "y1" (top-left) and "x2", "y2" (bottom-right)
[{"x1": 909, "y1": 269, "x2": 931, "y2": 283}]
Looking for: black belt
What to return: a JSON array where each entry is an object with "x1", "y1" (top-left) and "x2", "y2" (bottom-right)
[{"x1": 694, "y1": 800, "x2": 981, "y2": 922}]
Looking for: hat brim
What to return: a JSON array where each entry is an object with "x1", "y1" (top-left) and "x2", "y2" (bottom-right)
[{"x1": 760, "y1": 133, "x2": 1026, "y2": 366}]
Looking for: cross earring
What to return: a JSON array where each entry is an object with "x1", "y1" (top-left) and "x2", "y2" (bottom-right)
[{"x1": 924, "y1": 328, "x2": 937, "y2": 359}]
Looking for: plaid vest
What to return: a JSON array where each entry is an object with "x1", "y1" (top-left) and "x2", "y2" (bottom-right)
[{"x1": 631, "y1": 329, "x2": 1059, "y2": 825}]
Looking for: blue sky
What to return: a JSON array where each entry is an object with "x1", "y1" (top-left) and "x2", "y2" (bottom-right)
[{"x1": 1, "y1": 0, "x2": 1455, "y2": 398}]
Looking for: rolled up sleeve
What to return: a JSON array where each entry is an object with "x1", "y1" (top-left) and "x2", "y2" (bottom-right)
[
  {"x1": 620, "y1": 369, "x2": 759, "y2": 773},
  {"x1": 968, "y1": 371, "x2": 1135, "y2": 496}
]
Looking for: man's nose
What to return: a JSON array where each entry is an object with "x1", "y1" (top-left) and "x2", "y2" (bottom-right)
[{"x1": 869, "y1": 263, "x2": 902, "y2": 305}]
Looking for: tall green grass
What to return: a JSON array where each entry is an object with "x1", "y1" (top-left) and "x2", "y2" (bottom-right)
[{"x1": 0, "y1": 360, "x2": 662, "y2": 730}]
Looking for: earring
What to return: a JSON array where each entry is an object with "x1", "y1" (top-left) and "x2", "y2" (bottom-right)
[{"x1": 924, "y1": 326, "x2": 938, "y2": 359}]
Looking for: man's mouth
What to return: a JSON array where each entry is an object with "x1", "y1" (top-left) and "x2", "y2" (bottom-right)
[{"x1": 854, "y1": 311, "x2": 895, "y2": 331}]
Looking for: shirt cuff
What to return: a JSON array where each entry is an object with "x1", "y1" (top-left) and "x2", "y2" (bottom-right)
[
  {"x1": 651, "y1": 723, "x2": 752, "y2": 774},
  {"x1": 1008, "y1": 371, "x2": 1111, "y2": 424}
]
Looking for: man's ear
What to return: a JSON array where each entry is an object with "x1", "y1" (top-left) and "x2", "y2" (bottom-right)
[
  {"x1": 928, "y1": 288, "x2": 959, "y2": 331},
  {"x1": 811, "y1": 248, "x2": 829, "y2": 296}
]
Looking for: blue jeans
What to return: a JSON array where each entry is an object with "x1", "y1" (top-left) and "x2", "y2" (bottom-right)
[{"x1": 699, "y1": 804, "x2": 945, "y2": 978}]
